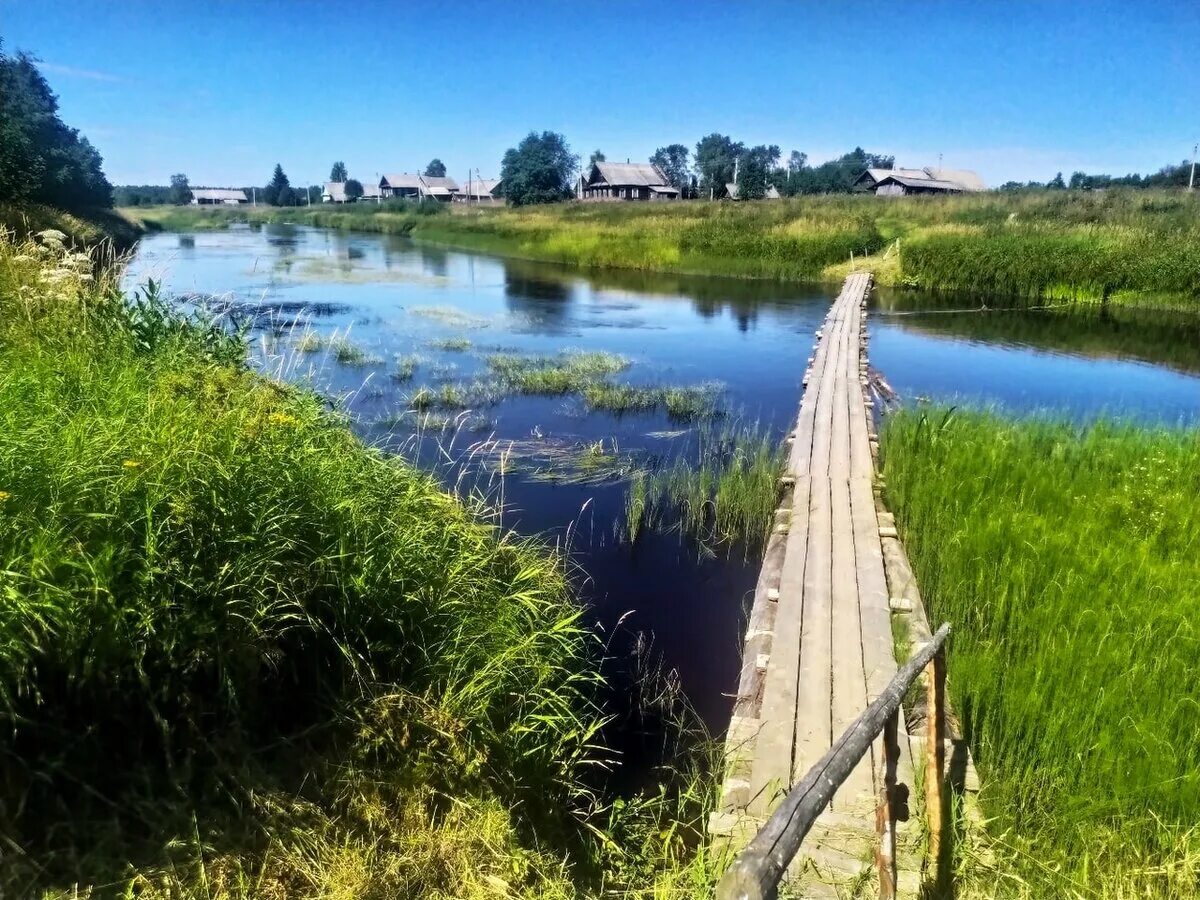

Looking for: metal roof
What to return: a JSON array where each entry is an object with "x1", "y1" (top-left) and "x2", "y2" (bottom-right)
[
  {"x1": 875, "y1": 174, "x2": 966, "y2": 192},
  {"x1": 380, "y1": 173, "x2": 426, "y2": 190},
  {"x1": 192, "y1": 188, "x2": 247, "y2": 201},
  {"x1": 859, "y1": 166, "x2": 987, "y2": 192},
  {"x1": 457, "y1": 178, "x2": 501, "y2": 197},
  {"x1": 589, "y1": 161, "x2": 671, "y2": 187},
  {"x1": 925, "y1": 167, "x2": 987, "y2": 191}
]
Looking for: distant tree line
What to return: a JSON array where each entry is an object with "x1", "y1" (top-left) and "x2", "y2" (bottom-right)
[
  {"x1": 0, "y1": 45, "x2": 113, "y2": 211},
  {"x1": 1001, "y1": 159, "x2": 1196, "y2": 192}
]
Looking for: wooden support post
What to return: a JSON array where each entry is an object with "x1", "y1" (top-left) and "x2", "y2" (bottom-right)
[
  {"x1": 876, "y1": 710, "x2": 900, "y2": 900},
  {"x1": 926, "y1": 648, "x2": 947, "y2": 865}
]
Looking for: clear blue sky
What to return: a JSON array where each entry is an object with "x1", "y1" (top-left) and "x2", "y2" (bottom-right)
[{"x1": 3, "y1": 0, "x2": 1197, "y2": 188}]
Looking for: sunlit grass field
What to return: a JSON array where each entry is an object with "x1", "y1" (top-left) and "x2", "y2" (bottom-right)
[
  {"x1": 127, "y1": 189, "x2": 1200, "y2": 308},
  {"x1": 882, "y1": 407, "x2": 1200, "y2": 897}
]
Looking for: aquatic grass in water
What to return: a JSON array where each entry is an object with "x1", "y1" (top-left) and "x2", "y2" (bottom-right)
[
  {"x1": 485, "y1": 349, "x2": 631, "y2": 395},
  {"x1": 584, "y1": 381, "x2": 724, "y2": 422},
  {"x1": 426, "y1": 336, "x2": 471, "y2": 351},
  {"x1": 626, "y1": 420, "x2": 784, "y2": 552},
  {"x1": 881, "y1": 406, "x2": 1200, "y2": 895},
  {"x1": 329, "y1": 336, "x2": 381, "y2": 366}
]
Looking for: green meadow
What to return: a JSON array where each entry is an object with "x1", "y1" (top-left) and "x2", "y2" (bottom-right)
[{"x1": 881, "y1": 408, "x2": 1200, "y2": 898}]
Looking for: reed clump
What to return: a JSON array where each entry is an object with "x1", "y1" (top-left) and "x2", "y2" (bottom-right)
[
  {"x1": 881, "y1": 406, "x2": 1200, "y2": 896},
  {"x1": 0, "y1": 230, "x2": 725, "y2": 898},
  {"x1": 626, "y1": 420, "x2": 784, "y2": 552}
]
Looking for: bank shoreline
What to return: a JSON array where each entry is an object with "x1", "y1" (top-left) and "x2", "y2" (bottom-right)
[{"x1": 121, "y1": 191, "x2": 1200, "y2": 312}]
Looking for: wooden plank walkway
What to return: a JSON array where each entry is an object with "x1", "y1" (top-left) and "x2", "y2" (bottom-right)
[{"x1": 712, "y1": 273, "x2": 921, "y2": 897}]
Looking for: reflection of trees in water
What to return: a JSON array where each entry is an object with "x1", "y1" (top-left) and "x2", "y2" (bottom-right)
[
  {"x1": 897, "y1": 304, "x2": 1200, "y2": 375},
  {"x1": 421, "y1": 246, "x2": 449, "y2": 279},
  {"x1": 500, "y1": 256, "x2": 821, "y2": 331},
  {"x1": 503, "y1": 266, "x2": 574, "y2": 324},
  {"x1": 265, "y1": 223, "x2": 300, "y2": 258}
]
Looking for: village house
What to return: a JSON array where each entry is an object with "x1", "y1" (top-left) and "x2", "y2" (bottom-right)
[
  {"x1": 190, "y1": 188, "x2": 248, "y2": 205},
  {"x1": 379, "y1": 173, "x2": 459, "y2": 202},
  {"x1": 854, "y1": 166, "x2": 987, "y2": 195},
  {"x1": 322, "y1": 181, "x2": 382, "y2": 203},
  {"x1": 580, "y1": 161, "x2": 679, "y2": 201},
  {"x1": 453, "y1": 177, "x2": 503, "y2": 203}
]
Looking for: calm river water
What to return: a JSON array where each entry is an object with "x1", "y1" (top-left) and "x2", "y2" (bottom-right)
[{"x1": 125, "y1": 224, "x2": 1200, "y2": 783}]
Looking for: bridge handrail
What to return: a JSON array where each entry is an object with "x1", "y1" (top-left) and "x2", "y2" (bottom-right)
[{"x1": 716, "y1": 622, "x2": 952, "y2": 900}]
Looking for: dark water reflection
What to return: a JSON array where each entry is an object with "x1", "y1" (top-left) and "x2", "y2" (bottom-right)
[{"x1": 124, "y1": 225, "x2": 1200, "y2": 787}]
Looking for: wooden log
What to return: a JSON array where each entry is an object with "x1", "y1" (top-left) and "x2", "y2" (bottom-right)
[{"x1": 716, "y1": 624, "x2": 951, "y2": 900}]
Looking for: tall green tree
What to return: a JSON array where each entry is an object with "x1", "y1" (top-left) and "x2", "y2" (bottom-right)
[
  {"x1": 499, "y1": 131, "x2": 579, "y2": 206},
  {"x1": 588, "y1": 149, "x2": 606, "y2": 167},
  {"x1": 0, "y1": 47, "x2": 113, "y2": 210},
  {"x1": 650, "y1": 144, "x2": 690, "y2": 192},
  {"x1": 694, "y1": 134, "x2": 743, "y2": 198},
  {"x1": 329, "y1": 161, "x2": 348, "y2": 182},
  {"x1": 736, "y1": 144, "x2": 780, "y2": 200},
  {"x1": 263, "y1": 164, "x2": 294, "y2": 206},
  {"x1": 790, "y1": 147, "x2": 893, "y2": 194},
  {"x1": 345, "y1": 178, "x2": 363, "y2": 201},
  {"x1": 168, "y1": 173, "x2": 191, "y2": 205},
  {"x1": 424, "y1": 159, "x2": 446, "y2": 178}
]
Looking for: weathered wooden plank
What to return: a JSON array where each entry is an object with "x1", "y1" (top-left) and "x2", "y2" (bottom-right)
[
  {"x1": 748, "y1": 475, "x2": 813, "y2": 814},
  {"x1": 792, "y1": 466, "x2": 833, "y2": 782}
]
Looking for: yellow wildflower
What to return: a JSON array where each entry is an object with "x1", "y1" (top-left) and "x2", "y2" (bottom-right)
[
  {"x1": 122, "y1": 459, "x2": 142, "y2": 469},
  {"x1": 0, "y1": 491, "x2": 9, "y2": 501},
  {"x1": 267, "y1": 411, "x2": 300, "y2": 428}
]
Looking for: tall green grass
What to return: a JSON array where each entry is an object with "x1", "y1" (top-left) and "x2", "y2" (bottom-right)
[
  {"x1": 0, "y1": 231, "x2": 725, "y2": 897},
  {"x1": 627, "y1": 421, "x2": 784, "y2": 553},
  {"x1": 882, "y1": 407, "x2": 1200, "y2": 896}
]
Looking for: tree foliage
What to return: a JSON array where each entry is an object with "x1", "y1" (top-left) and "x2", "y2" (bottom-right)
[
  {"x1": 588, "y1": 149, "x2": 606, "y2": 167},
  {"x1": 694, "y1": 133, "x2": 744, "y2": 198},
  {"x1": 736, "y1": 144, "x2": 780, "y2": 200},
  {"x1": 329, "y1": 161, "x2": 348, "y2": 182},
  {"x1": 499, "y1": 131, "x2": 578, "y2": 206},
  {"x1": 776, "y1": 147, "x2": 895, "y2": 196},
  {"x1": 424, "y1": 159, "x2": 446, "y2": 178},
  {"x1": 345, "y1": 178, "x2": 363, "y2": 201},
  {"x1": 169, "y1": 173, "x2": 191, "y2": 205},
  {"x1": 263, "y1": 164, "x2": 295, "y2": 206},
  {"x1": 0, "y1": 47, "x2": 113, "y2": 210},
  {"x1": 650, "y1": 144, "x2": 691, "y2": 192}
]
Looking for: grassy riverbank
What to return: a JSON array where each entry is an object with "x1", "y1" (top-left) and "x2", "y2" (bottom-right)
[
  {"x1": 881, "y1": 408, "x2": 1200, "y2": 897},
  {"x1": 126, "y1": 189, "x2": 1200, "y2": 309},
  {"x1": 0, "y1": 231, "x2": 722, "y2": 897},
  {"x1": 3, "y1": 200, "x2": 143, "y2": 249}
]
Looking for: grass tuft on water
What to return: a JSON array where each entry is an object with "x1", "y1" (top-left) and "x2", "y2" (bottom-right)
[
  {"x1": 626, "y1": 420, "x2": 784, "y2": 552},
  {"x1": 882, "y1": 406, "x2": 1200, "y2": 896}
]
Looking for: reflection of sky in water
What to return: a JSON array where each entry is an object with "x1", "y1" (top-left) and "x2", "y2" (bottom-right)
[{"x1": 124, "y1": 225, "x2": 1200, "y2": 769}]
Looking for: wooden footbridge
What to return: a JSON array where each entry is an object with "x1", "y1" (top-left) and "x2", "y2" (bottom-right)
[{"x1": 711, "y1": 274, "x2": 963, "y2": 899}]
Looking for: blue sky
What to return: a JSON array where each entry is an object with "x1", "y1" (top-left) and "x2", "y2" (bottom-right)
[{"x1": 3, "y1": 1, "x2": 1197, "y2": 188}]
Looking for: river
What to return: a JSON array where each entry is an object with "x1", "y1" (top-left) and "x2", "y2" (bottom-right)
[{"x1": 124, "y1": 223, "x2": 1200, "y2": 786}]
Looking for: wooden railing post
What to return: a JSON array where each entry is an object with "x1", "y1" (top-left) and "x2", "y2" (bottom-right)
[
  {"x1": 925, "y1": 646, "x2": 946, "y2": 864},
  {"x1": 876, "y1": 710, "x2": 900, "y2": 900},
  {"x1": 715, "y1": 623, "x2": 950, "y2": 900}
]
